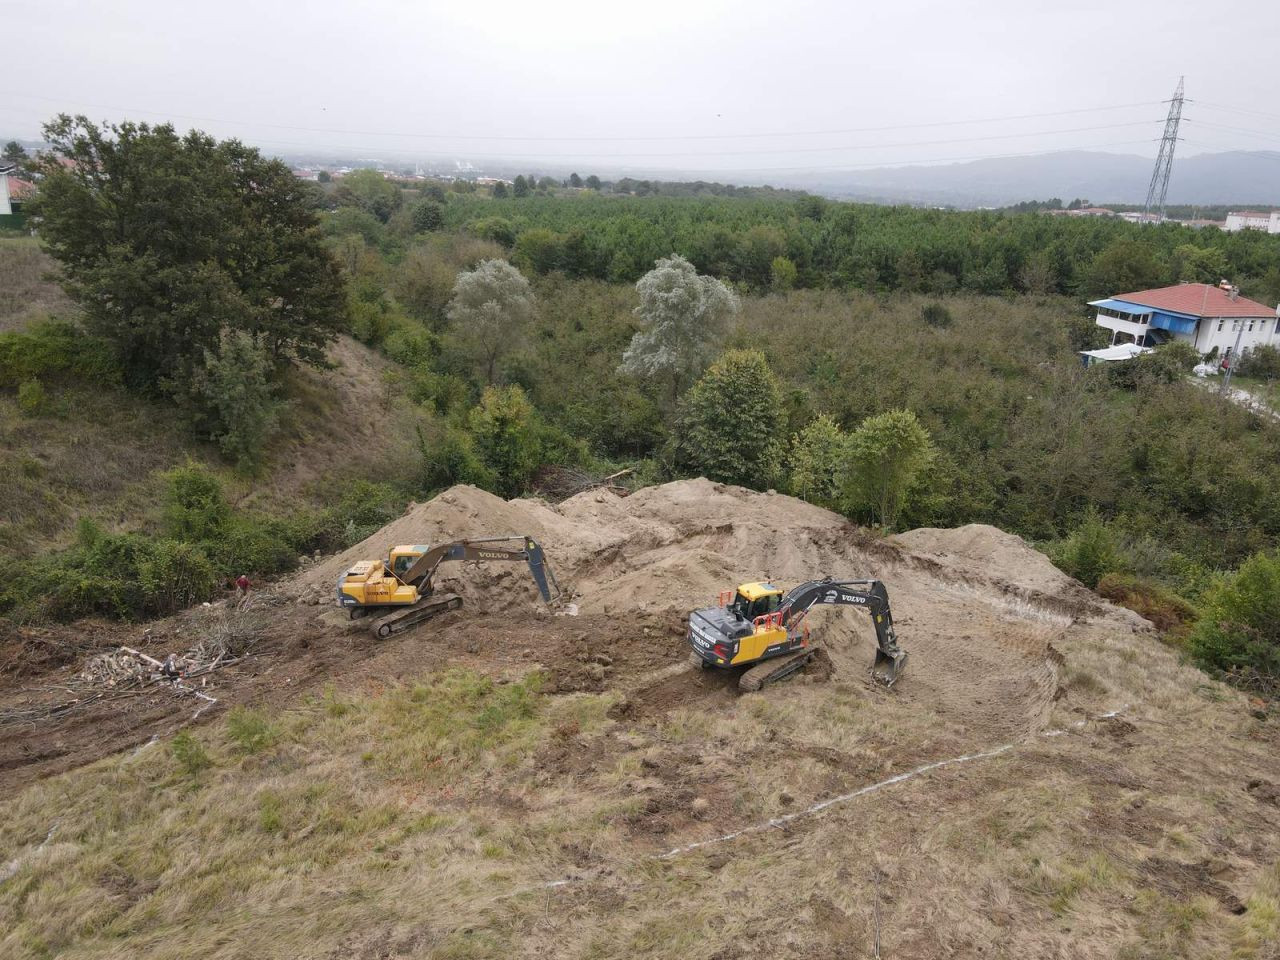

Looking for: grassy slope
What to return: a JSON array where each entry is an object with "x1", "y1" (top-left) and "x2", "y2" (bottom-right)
[
  {"x1": 0, "y1": 238, "x2": 74, "y2": 334},
  {"x1": 1, "y1": 579, "x2": 1277, "y2": 958},
  {"x1": 0, "y1": 242, "x2": 422, "y2": 558}
]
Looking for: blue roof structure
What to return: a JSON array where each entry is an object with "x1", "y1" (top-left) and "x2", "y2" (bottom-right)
[{"x1": 1089, "y1": 297, "x2": 1200, "y2": 336}]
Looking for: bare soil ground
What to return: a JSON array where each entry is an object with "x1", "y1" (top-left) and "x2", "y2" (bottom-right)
[{"x1": 2, "y1": 480, "x2": 1278, "y2": 958}]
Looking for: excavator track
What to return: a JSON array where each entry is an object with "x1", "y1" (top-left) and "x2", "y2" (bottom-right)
[
  {"x1": 737, "y1": 648, "x2": 816, "y2": 692},
  {"x1": 369, "y1": 593, "x2": 463, "y2": 639}
]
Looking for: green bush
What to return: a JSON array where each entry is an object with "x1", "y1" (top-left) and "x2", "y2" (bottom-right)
[
  {"x1": 16, "y1": 378, "x2": 47, "y2": 415},
  {"x1": 417, "y1": 423, "x2": 495, "y2": 494},
  {"x1": 162, "y1": 464, "x2": 231, "y2": 542},
  {"x1": 1048, "y1": 511, "x2": 1127, "y2": 589},
  {"x1": 843, "y1": 409, "x2": 937, "y2": 530},
  {"x1": 409, "y1": 199, "x2": 444, "y2": 234},
  {"x1": 187, "y1": 330, "x2": 283, "y2": 471},
  {"x1": 226, "y1": 707, "x2": 279, "y2": 754},
  {"x1": 0, "y1": 319, "x2": 119, "y2": 389},
  {"x1": 1237, "y1": 344, "x2": 1280, "y2": 380},
  {"x1": 1186, "y1": 551, "x2": 1280, "y2": 678},
  {"x1": 171, "y1": 731, "x2": 213, "y2": 777},
  {"x1": 468, "y1": 385, "x2": 540, "y2": 498},
  {"x1": 0, "y1": 522, "x2": 218, "y2": 622},
  {"x1": 470, "y1": 217, "x2": 516, "y2": 247},
  {"x1": 920, "y1": 303, "x2": 953, "y2": 328}
]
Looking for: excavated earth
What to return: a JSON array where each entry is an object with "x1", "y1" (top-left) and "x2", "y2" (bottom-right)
[{"x1": 3, "y1": 480, "x2": 1279, "y2": 958}]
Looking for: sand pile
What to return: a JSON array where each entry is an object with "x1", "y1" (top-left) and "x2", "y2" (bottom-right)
[
  {"x1": 291, "y1": 480, "x2": 1100, "y2": 649},
  {"x1": 893, "y1": 524, "x2": 1076, "y2": 596}
]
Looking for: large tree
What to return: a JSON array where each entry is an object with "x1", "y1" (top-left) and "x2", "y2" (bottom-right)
[
  {"x1": 674, "y1": 349, "x2": 784, "y2": 489},
  {"x1": 334, "y1": 168, "x2": 402, "y2": 223},
  {"x1": 843, "y1": 409, "x2": 937, "y2": 529},
  {"x1": 445, "y1": 258, "x2": 535, "y2": 383},
  {"x1": 32, "y1": 115, "x2": 344, "y2": 394},
  {"x1": 619, "y1": 254, "x2": 739, "y2": 402}
]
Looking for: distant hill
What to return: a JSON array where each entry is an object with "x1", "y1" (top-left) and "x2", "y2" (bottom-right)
[{"x1": 793, "y1": 150, "x2": 1280, "y2": 208}]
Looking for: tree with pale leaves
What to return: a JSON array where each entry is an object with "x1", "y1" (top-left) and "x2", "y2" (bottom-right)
[
  {"x1": 445, "y1": 259, "x2": 535, "y2": 384},
  {"x1": 619, "y1": 254, "x2": 739, "y2": 403}
]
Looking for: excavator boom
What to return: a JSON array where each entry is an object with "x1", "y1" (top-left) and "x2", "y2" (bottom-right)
[{"x1": 399, "y1": 536, "x2": 561, "y2": 602}]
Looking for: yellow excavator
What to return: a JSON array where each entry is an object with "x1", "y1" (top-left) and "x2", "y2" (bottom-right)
[
  {"x1": 687, "y1": 578, "x2": 907, "y2": 691},
  {"x1": 337, "y1": 536, "x2": 561, "y2": 638}
]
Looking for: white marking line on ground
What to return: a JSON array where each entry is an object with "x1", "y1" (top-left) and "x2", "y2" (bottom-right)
[
  {"x1": 657, "y1": 743, "x2": 1016, "y2": 860},
  {"x1": 510, "y1": 702, "x2": 1135, "y2": 901}
]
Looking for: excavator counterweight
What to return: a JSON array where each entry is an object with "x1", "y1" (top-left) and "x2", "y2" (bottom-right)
[
  {"x1": 687, "y1": 577, "x2": 907, "y2": 691},
  {"x1": 337, "y1": 536, "x2": 560, "y2": 638}
]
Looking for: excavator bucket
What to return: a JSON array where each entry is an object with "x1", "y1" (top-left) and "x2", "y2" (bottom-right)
[{"x1": 872, "y1": 649, "x2": 908, "y2": 687}]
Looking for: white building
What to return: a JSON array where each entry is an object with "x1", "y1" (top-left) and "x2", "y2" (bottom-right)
[
  {"x1": 1089, "y1": 282, "x2": 1280, "y2": 361},
  {"x1": 1224, "y1": 210, "x2": 1280, "y2": 234}
]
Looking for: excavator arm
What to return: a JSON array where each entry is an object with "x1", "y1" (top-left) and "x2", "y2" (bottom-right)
[
  {"x1": 779, "y1": 578, "x2": 907, "y2": 685},
  {"x1": 399, "y1": 536, "x2": 562, "y2": 603}
]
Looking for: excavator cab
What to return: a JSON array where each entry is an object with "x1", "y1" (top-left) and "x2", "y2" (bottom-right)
[
  {"x1": 389, "y1": 548, "x2": 425, "y2": 580},
  {"x1": 729, "y1": 582, "x2": 783, "y2": 624}
]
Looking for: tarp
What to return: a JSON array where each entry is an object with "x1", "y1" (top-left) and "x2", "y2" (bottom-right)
[
  {"x1": 1149, "y1": 311, "x2": 1198, "y2": 335},
  {"x1": 1079, "y1": 343, "x2": 1152, "y2": 362}
]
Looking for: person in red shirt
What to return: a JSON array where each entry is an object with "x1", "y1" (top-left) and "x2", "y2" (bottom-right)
[{"x1": 235, "y1": 574, "x2": 251, "y2": 599}]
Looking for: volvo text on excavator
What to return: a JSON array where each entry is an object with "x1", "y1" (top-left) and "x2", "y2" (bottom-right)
[
  {"x1": 337, "y1": 536, "x2": 560, "y2": 638},
  {"x1": 687, "y1": 578, "x2": 907, "y2": 691}
]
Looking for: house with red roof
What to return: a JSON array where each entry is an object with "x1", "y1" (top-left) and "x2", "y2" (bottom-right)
[{"x1": 1089, "y1": 282, "x2": 1280, "y2": 361}]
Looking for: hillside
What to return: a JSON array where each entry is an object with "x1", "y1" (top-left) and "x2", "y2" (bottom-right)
[
  {"x1": 1, "y1": 481, "x2": 1276, "y2": 958},
  {"x1": 0, "y1": 235, "x2": 421, "y2": 558}
]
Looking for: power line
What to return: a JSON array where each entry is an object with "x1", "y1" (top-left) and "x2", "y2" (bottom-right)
[
  {"x1": 1185, "y1": 119, "x2": 1280, "y2": 144},
  {"x1": 4, "y1": 89, "x2": 1162, "y2": 143},
  {"x1": 513, "y1": 140, "x2": 1164, "y2": 176},
  {"x1": 0, "y1": 104, "x2": 1158, "y2": 163},
  {"x1": 1195, "y1": 101, "x2": 1280, "y2": 125}
]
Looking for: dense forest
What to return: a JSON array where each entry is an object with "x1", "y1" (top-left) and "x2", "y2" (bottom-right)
[{"x1": 3, "y1": 119, "x2": 1280, "y2": 690}]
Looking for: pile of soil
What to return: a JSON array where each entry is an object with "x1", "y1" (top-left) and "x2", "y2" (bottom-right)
[{"x1": 1, "y1": 479, "x2": 1138, "y2": 794}]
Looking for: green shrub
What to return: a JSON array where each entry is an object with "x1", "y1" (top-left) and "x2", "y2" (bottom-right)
[
  {"x1": 470, "y1": 217, "x2": 516, "y2": 247},
  {"x1": 226, "y1": 707, "x2": 279, "y2": 754},
  {"x1": 843, "y1": 409, "x2": 936, "y2": 529},
  {"x1": 16, "y1": 378, "x2": 47, "y2": 415},
  {"x1": 1048, "y1": 511, "x2": 1127, "y2": 589},
  {"x1": 468, "y1": 384, "x2": 541, "y2": 498},
  {"x1": 1186, "y1": 551, "x2": 1280, "y2": 678},
  {"x1": 1237, "y1": 344, "x2": 1280, "y2": 380},
  {"x1": 409, "y1": 199, "x2": 444, "y2": 234},
  {"x1": 0, "y1": 319, "x2": 119, "y2": 389},
  {"x1": 171, "y1": 731, "x2": 213, "y2": 777},
  {"x1": 187, "y1": 330, "x2": 282, "y2": 471},
  {"x1": 417, "y1": 423, "x2": 496, "y2": 495},
  {"x1": 161, "y1": 464, "x2": 231, "y2": 542},
  {"x1": 0, "y1": 524, "x2": 218, "y2": 622},
  {"x1": 920, "y1": 303, "x2": 953, "y2": 328},
  {"x1": 788, "y1": 413, "x2": 847, "y2": 507}
]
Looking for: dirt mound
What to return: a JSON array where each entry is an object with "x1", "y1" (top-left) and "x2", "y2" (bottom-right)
[
  {"x1": 295, "y1": 479, "x2": 888, "y2": 615},
  {"x1": 892, "y1": 523, "x2": 1075, "y2": 596},
  {"x1": 283, "y1": 480, "x2": 1121, "y2": 748}
]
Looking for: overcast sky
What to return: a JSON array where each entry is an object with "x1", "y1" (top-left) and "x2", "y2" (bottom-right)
[{"x1": 5, "y1": 0, "x2": 1279, "y2": 176}]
